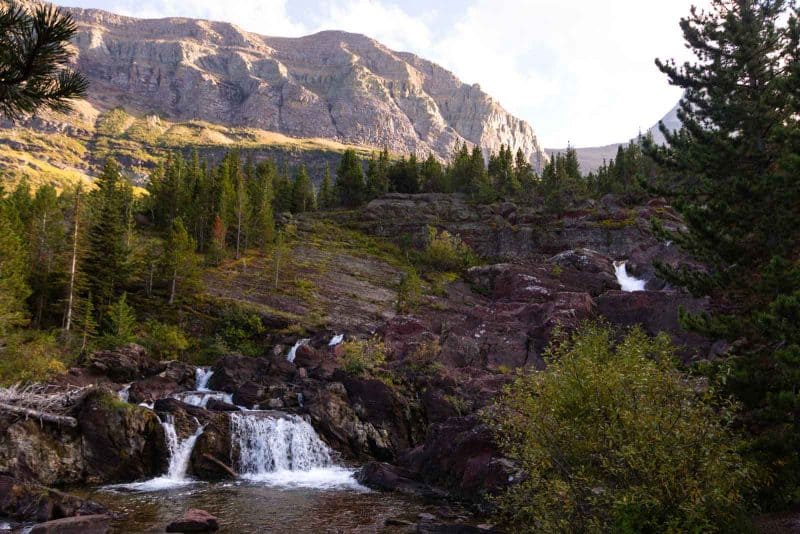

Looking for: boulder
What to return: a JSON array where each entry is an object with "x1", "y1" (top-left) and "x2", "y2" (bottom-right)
[
  {"x1": 231, "y1": 381, "x2": 268, "y2": 408},
  {"x1": 165, "y1": 508, "x2": 219, "y2": 532},
  {"x1": 208, "y1": 354, "x2": 278, "y2": 392},
  {"x1": 398, "y1": 415, "x2": 521, "y2": 508},
  {"x1": 29, "y1": 515, "x2": 111, "y2": 534},
  {"x1": 356, "y1": 462, "x2": 445, "y2": 499},
  {"x1": 86, "y1": 344, "x2": 163, "y2": 383},
  {"x1": 340, "y1": 374, "x2": 425, "y2": 454},
  {"x1": 304, "y1": 383, "x2": 395, "y2": 460},
  {"x1": 0, "y1": 475, "x2": 107, "y2": 523},
  {"x1": 128, "y1": 374, "x2": 188, "y2": 404},
  {"x1": 205, "y1": 398, "x2": 240, "y2": 412},
  {"x1": 75, "y1": 389, "x2": 167, "y2": 484},
  {"x1": 0, "y1": 414, "x2": 84, "y2": 486}
]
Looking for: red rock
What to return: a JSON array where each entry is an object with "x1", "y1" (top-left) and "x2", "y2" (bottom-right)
[
  {"x1": 30, "y1": 514, "x2": 111, "y2": 534},
  {"x1": 165, "y1": 508, "x2": 219, "y2": 532}
]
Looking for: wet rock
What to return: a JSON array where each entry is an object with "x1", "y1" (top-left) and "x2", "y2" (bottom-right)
[
  {"x1": 208, "y1": 354, "x2": 287, "y2": 392},
  {"x1": 205, "y1": 398, "x2": 240, "y2": 412},
  {"x1": 357, "y1": 462, "x2": 445, "y2": 499},
  {"x1": 86, "y1": 344, "x2": 164, "y2": 383},
  {"x1": 232, "y1": 381, "x2": 268, "y2": 407},
  {"x1": 29, "y1": 514, "x2": 111, "y2": 534},
  {"x1": 165, "y1": 508, "x2": 219, "y2": 532},
  {"x1": 76, "y1": 388, "x2": 167, "y2": 484},
  {"x1": 128, "y1": 375, "x2": 188, "y2": 404},
  {"x1": 0, "y1": 475, "x2": 107, "y2": 523}
]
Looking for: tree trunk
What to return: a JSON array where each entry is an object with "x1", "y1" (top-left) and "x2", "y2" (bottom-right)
[
  {"x1": 0, "y1": 403, "x2": 77, "y2": 427},
  {"x1": 64, "y1": 195, "x2": 80, "y2": 332},
  {"x1": 235, "y1": 209, "x2": 242, "y2": 259},
  {"x1": 169, "y1": 267, "x2": 177, "y2": 305}
]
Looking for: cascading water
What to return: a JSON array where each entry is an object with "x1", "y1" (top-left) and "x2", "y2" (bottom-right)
[
  {"x1": 105, "y1": 416, "x2": 205, "y2": 492},
  {"x1": 173, "y1": 391, "x2": 234, "y2": 408},
  {"x1": 614, "y1": 261, "x2": 646, "y2": 292},
  {"x1": 328, "y1": 334, "x2": 344, "y2": 347},
  {"x1": 195, "y1": 367, "x2": 214, "y2": 391},
  {"x1": 230, "y1": 412, "x2": 363, "y2": 490},
  {"x1": 117, "y1": 384, "x2": 131, "y2": 402},
  {"x1": 286, "y1": 339, "x2": 310, "y2": 363}
]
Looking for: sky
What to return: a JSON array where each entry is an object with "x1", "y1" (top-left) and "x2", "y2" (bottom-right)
[{"x1": 52, "y1": 0, "x2": 709, "y2": 148}]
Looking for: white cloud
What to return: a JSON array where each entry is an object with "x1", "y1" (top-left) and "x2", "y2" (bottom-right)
[{"x1": 55, "y1": 0, "x2": 713, "y2": 147}]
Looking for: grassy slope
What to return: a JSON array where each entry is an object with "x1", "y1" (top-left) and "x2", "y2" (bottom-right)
[{"x1": 0, "y1": 105, "x2": 377, "y2": 190}]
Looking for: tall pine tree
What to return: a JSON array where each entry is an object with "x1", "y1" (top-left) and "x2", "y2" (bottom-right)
[{"x1": 645, "y1": 0, "x2": 800, "y2": 508}]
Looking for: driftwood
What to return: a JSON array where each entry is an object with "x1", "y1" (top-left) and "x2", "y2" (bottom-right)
[{"x1": 0, "y1": 402, "x2": 78, "y2": 427}]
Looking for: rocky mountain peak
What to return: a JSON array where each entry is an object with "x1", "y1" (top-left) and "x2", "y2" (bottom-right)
[{"x1": 57, "y1": 5, "x2": 547, "y2": 170}]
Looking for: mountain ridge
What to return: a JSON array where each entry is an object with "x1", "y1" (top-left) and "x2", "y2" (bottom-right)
[{"x1": 59, "y1": 5, "x2": 547, "y2": 169}]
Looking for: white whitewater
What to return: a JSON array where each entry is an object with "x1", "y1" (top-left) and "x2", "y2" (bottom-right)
[
  {"x1": 614, "y1": 261, "x2": 646, "y2": 292},
  {"x1": 328, "y1": 334, "x2": 344, "y2": 347},
  {"x1": 173, "y1": 391, "x2": 234, "y2": 408},
  {"x1": 286, "y1": 339, "x2": 310, "y2": 363},
  {"x1": 230, "y1": 412, "x2": 363, "y2": 490},
  {"x1": 195, "y1": 367, "x2": 214, "y2": 391},
  {"x1": 117, "y1": 384, "x2": 131, "y2": 402},
  {"x1": 106, "y1": 416, "x2": 205, "y2": 492}
]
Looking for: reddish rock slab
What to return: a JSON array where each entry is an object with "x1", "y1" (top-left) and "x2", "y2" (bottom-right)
[
  {"x1": 30, "y1": 514, "x2": 111, "y2": 534},
  {"x1": 165, "y1": 508, "x2": 219, "y2": 532}
]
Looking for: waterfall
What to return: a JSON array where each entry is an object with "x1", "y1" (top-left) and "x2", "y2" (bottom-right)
[
  {"x1": 104, "y1": 416, "x2": 204, "y2": 492},
  {"x1": 230, "y1": 412, "x2": 363, "y2": 490},
  {"x1": 195, "y1": 367, "x2": 214, "y2": 391},
  {"x1": 328, "y1": 334, "x2": 344, "y2": 347},
  {"x1": 286, "y1": 339, "x2": 310, "y2": 363},
  {"x1": 173, "y1": 391, "x2": 233, "y2": 408},
  {"x1": 117, "y1": 384, "x2": 131, "y2": 402},
  {"x1": 614, "y1": 261, "x2": 646, "y2": 292},
  {"x1": 162, "y1": 416, "x2": 205, "y2": 481}
]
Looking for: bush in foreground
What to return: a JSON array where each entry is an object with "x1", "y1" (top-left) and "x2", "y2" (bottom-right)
[{"x1": 490, "y1": 323, "x2": 757, "y2": 533}]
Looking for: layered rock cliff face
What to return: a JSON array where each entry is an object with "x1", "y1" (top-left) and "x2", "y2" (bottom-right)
[{"x1": 63, "y1": 7, "x2": 547, "y2": 170}]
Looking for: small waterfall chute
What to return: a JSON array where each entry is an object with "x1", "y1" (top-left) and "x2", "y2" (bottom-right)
[
  {"x1": 614, "y1": 261, "x2": 646, "y2": 292},
  {"x1": 328, "y1": 334, "x2": 344, "y2": 347},
  {"x1": 286, "y1": 339, "x2": 310, "y2": 363},
  {"x1": 104, "y1": 416, "x2": 204, "y2": 492},
  {"x1": 173, "y1": 390, "x2": 234, "y2": 408},
  {"x1": 117, "y1": 384, "x2": 131, "y2": 402},
  {"x1": 195, "y1": 367, "x2": 214, "y2": 392},
  {"x1": 230, "y1": 412, "x2": 363, "y2": 490}
]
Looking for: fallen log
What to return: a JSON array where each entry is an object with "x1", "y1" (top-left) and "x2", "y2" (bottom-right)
[{"x1": 0, "y1": 402, "x2": 78, "y2": 427}]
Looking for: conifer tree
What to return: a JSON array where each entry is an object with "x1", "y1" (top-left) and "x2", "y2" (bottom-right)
[
  {"x1": 317, "y1": 164, "x2": 335, "y2": 210},
  {"x1": 84, "y1": 159, "x2": 130, "y2": 313},
  {"x1": 27, "y1": 184, "x2": 65, "y2": 327},
  {"x1": 0, "y1": 3, "x2": 88, "y2": 118},
  {"x1": 365, "y1": 154, "x2": 389, "y2": 199},
  {"x1": 645, "y1": 0, "x2": 800, "y2": 507},
  {"x1": 335, "y1": 149, "x2": 366, "y2": 207},
  {"x1": 162, "y1": 217, "x2": 199, "y2": 305},
  {"x1": 0, "y1": 204, "x2": 30, "y2": 335},
  {"x1": 249, "y1": 160, "x2": 276, "y2": 248},
  {"x1": 103, "y1": 292, "x2": 136, "y2": 346},
  {"x1": 291, "y1": 165, "x2": 316, "y2": 213},
  {"x1": 272, "y1": 162, "x2": 293, "y2": 214},
  {"x1": 420, "y1": 153, "x2": 447, "y2": 193}
]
